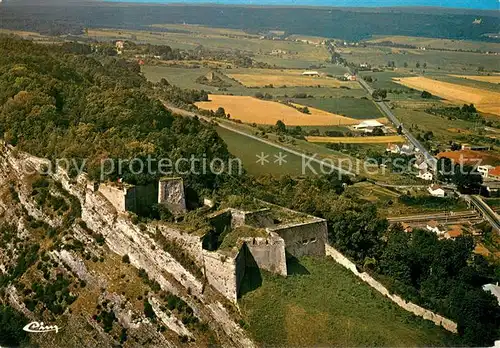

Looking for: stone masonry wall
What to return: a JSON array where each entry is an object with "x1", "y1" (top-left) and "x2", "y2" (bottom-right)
[
  {"x1": 158, "y1": 177, "x2": 186, "y2": 214},
  {"x1": 228, "y1": 208, "x2": 275, "y2": 229},
  {"x1": 242, "y1": 233, "x2": 287, "y2": 276},
  {"x1": 325, "y1": 244, "x2": 458, "y2": 333},
  {"x1": 98, "y1": 183, "x2": 127, "y2": 212},
  {"x1": 243, "y1": 209, "x2": 274, "y2": 228},
  {"x1": 271, "y1": 219, "x2": 327, "y2": 258},
  {"x1": 126, "y1": 183, "x2": 158, "y2": 217},
  {"x1": 235, "y1": 247, "x2": 246, "y2": 297},
  {"x1": 203, "y1": 250, "x2": 238, "y2": 302}
]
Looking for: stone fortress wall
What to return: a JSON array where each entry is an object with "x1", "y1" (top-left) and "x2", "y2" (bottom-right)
[
  {"x1": 158, "y1": 177, "x2": 186, "y2": 214},
  {"x1": 94, "y1": 177, "x2": 457, "y2": 334},
  {"x1": 270, "y1": 220, "x2": 327, "y2": 258}
]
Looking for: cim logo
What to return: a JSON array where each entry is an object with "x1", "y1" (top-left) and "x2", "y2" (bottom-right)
[{"x1": 23, "y1": 321, "x2": 60, "y2": 334}]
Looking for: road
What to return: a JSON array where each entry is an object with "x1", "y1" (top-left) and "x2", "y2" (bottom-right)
[
  {"x1": 357, "y1": 77, "x2": 437, "y2": 171},
  {"x1": 466, "y1": 195, "x2": 500, "y2": 232},
  {"x1": 387, "y1": 210, "x2": 482, "y2": 225},
  {"x1": 164, "y1": 104, "x2": 356, "y2": 177}
]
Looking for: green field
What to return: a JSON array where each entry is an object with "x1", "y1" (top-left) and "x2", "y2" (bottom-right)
[
  {"x1": 290, "y1": 96, "x2": 383, "y2": 119},
  {"x1": 365, "y1": 35, "x2": 500, "y2": 53},
  {"x1": 87, "y1": 26, "x2": 330, "y2": 68},
  {"x1": 392, "y1": 108, "x2": 482, "y2": 144},
  {"x1": 340, "y1": 46, "x2": 499, "y2": 74},
  {"x1": 432, "y1": 74, "x2": 500, "y2": 93},
  {"x1": 359, "y1": 71, "x2": 417, "y2": 92},
  {"x1": 142, "y1": 65, "x2": 369, "y2": 99},
  {"x1": 239, "y1": 257, "x2": 459, "y2": 346},
  {"x1": 216, "y1": 126, "x2": 322, "y2": 176}
]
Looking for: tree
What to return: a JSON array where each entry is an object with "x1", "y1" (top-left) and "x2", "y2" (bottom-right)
[
  {"x1": 158, "y1": 78, "x2": 170, "y2": 86},
  {"x1": 454, "y1": 165, "x2": 483, "y2": 193},
  {"x1": 421, "y1": 90, "x2": 432, "y2": 99},
  {"x1": 214, "y1": 107, "x2": 226, "y2": 118},
  {"x1": 403, "y1": 62, "x2": 408, "y2": 68},
  {"x1": 275, "y1": 120, "x2": 286, "y2": 133},
  {"x1": 0, "y1": 305, "x2": 28, "y2": 347},
  {"x1": 372, "y1": 89, "x2": 387, "y2": 100},
  {"x1": 371, "y1": 127, "x2": 385, "y2": 136},
  {"x1": 416, "y1": 61, "x2": 421, "y2": 68},
  {"x1": 423, "y1": 62, "x2": 427, "y2": 69},
  {"x1": 397, "y1": 125, "x2": 403, "y2": 134}
]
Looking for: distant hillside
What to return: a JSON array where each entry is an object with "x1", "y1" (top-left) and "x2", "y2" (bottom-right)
[{"x1": 0, "y1": 2, "x2": 498, "y2": 41}]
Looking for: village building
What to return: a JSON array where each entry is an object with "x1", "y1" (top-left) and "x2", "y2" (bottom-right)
[
  {"x1": 387, "y1": 143, "x2": 415, "y2": 156},
  {"x1": 445, "y1": 225, "x2": 463, "y2": 240},
  {"x1": 461, "y1": 144, "x2": 491, "y2": 151},
  {"x1": 483, "y1": 283, "x2": 500, "y2": 305},
  {"x1": 115, "y1": 40, "x2": 124, "y2": 54},
  {"x1": 481, "y1": 181, "x2": 500, "y2": 197},
  {"x1": 428, "y1": 184, "x2": 445, "y2": 198},
  {"x1": 401, "y1": 222, "x2": 413, "y2": 233},
  {"x1": 417, "y1": 170, "x2": 433, "y2": 181},
  {"x1": 478, "y1": 165, "x2": 495, "y2": 179},
  {"x1": 489, "y1": 166, "x2": 500, "y2": 181},
  {"x1": 426, "y1": 220, "x2": 445, "y2": 236}
]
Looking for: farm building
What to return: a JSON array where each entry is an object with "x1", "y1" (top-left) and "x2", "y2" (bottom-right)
[
  {"x1": 353, "y1": 120, "x2": 384, "y2": 132},
  {"x1": 428, "y1": 184, "x2": 445, "y2": 198},
  {"x1": 343, "y1": 73, "x2": 357, "y2": 81},
  {"x1": 302, "y1": 71, "x2": 320, "y2": 76}
]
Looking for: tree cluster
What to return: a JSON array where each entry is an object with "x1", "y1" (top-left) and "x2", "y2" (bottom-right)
[{"x1": 0, "y1": 37, "x2": 231, "y2": 197}]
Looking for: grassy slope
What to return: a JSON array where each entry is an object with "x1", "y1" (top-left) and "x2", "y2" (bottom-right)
[
  {"x1": 216, "y1": 126, "x2": 320, "y2": 176},
  {"x1": 239, "y1": 257, "x2": 459, "y2": 347}
]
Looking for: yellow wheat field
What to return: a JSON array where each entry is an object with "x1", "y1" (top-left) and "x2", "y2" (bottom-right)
[
  {"x1": 306, "y1": 135, "x2": 405, "y2": 144},
  {"x1": 451, "y1": 75, "x2": 500, "y2": 84},
  {"x1": 393, "y1": 77, "x2": 500, "y2": 116},
  {"x1": 195, "y1": 95, "x2": 363, "y2": 126},
  {"x1": 227, "y1": 69, "x2": 344, "y2": 87}
]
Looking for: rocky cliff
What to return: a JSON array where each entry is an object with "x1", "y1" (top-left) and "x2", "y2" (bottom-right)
[{"x1": 0, "y1": 142, "x2": 253, "y2": 347}]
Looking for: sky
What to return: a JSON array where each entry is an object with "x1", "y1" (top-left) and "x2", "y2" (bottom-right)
[{"x1": 104, "y1": 0, "x2": 499, "y2": 10}]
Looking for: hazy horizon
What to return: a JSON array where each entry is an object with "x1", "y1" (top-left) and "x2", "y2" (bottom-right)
[{"x1": 103, "y1": 0, "x2": 499, "y2": 10}]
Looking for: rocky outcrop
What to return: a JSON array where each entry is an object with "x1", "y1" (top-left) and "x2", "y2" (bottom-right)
[{"x1": 0, "y1": 142, "x2": 254, "y2": 348}]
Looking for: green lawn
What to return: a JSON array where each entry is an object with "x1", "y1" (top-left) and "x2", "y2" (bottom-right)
[
  {"x1": 291, "y1": 96, "x2": 383, "y2": 119},
  {"x1": 239, "y1": 257, "x2": 460, "y2": 347}
]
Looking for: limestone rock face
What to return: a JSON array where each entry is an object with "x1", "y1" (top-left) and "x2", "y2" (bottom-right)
[{"x1": 0, "y1": 142, "x2": 253, "y2": 348}]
